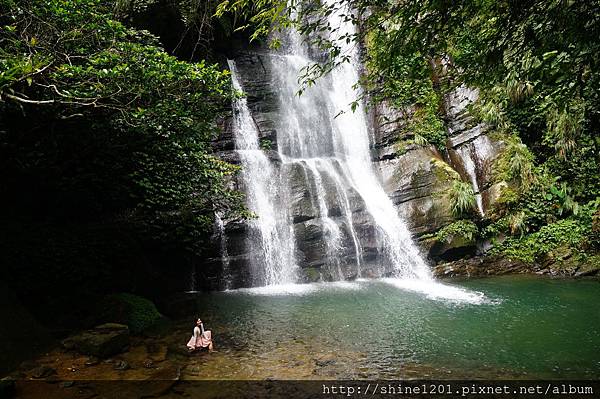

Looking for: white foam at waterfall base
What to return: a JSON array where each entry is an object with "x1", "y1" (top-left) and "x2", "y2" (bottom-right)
[
  {"x1": 229, "y1": 279, "x2": 493, "y2": 305},
  {"x1": 231, "y1": 280, "x2": 364, "y2": 296},
  {"x1": 381, "y1": 278, "x2": 490, "y2": 305}
]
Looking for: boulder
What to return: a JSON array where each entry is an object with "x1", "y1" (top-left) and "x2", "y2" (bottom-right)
[
  {"x1": 433, "y1": 256, "x2": 534, "y2": 278},
  {"x1": 62, "y1": 323, "x2": 129, "y2": 358},
  {"x1": 97, "y1": 293, "x2": 163, "y2": 334},
  {"x1": 0, "y1": 377, "x2": 15, "y2": 397},
  {"x1": 29, "y1": 365, "x2": 56, "y2": 379},
  {"x1": 378, "y1": 149, "x2": 458, "y2": 237},
  {"x1": 112, "y1": 360, "x2": 130, "y2": 371},
  {"x1": 426, "y1": 234, "x2": 476, "y2": 262}
]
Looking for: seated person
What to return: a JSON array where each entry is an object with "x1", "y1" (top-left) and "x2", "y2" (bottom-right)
[{"x1": 187, "y1": 318, "x2": 214, "y2": 352}]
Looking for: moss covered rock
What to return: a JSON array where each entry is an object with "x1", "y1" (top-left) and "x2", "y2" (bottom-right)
[
  {"x1": 98, "y1": 293, "x2": 163, "y2": 334},
  {"x1": 301, "y1": 267, "x2": 321, "y2": 283}
]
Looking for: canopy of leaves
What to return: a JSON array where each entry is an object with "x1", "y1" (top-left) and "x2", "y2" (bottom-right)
[{"x1": 0, "y1": 0, "x2": 245, "y2": 253}]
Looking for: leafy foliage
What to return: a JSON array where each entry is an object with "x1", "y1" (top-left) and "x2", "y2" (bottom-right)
[
  {"x1": 406, "y1": 91, "x2": 447, "y2": 151},
  {"x1": 0, "y1": 0, "x2": 245, "y2": 252},
  {"x1": 493, "y1": 136, "x2": 537, "y2": 191},
  {"x1": 490, "y1": 218, "x2": 588, "y2": 264},
  {"x1": 448, "y1": 181, "x2": 477, "y2": 218},
  {"x1": 99, "y1": 293, "x2": 163, "y2": 334},
  {"x1": 435, "y1": 220, "x2": 479, "y2": 244}
]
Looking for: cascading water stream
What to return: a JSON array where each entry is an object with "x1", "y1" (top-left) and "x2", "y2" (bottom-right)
[
  {"x1": 227, "y1": 4, "x2": 431, "y2": 283},
  {"x1": 228, "y1": 60, "x2": 298, "y2": 286},
  {"x1": 225, "y1": 2, "x2": 487, "y2": 304}
]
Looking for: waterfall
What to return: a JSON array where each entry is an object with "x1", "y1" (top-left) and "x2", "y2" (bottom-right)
[
  {"x1": 226, "y1": 2, "x2": 432, "y2": 286},
  {"x1": 214, "y1": 213, "x2": 232, "y2": 290},
  {"x1": 228, "y1": 60, "x2": 298, "y2": 286}
]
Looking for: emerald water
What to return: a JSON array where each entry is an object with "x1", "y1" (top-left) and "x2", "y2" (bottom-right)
[{"x1": 187, "y1": 275, "x2": 600, "y2": 380}]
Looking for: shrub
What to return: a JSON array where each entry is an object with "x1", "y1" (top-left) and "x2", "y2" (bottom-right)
[
  {"x1": 99, "y1": 293, "x2": 163, "y2": 334},
  {"x1": 435, "y1": 220, "x2": 479, "y2": 244},
  {"x1": 448, "y1": 180, "x2": 476, "y2": 217}
]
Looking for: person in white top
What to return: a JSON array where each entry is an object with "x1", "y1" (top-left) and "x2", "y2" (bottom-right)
[{"x1": 186, "y1": 318, "x2": 214, "y2": 352}]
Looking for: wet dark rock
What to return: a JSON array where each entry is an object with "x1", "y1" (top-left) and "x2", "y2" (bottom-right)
[
  {"x1": 300, "y1": 267, "x2": 321, "y2": 283},
  {"x1": 59, "y1": 381, "x2": 75, "y2": 388},
  {"x1": 425, "y1": 234, "x2": 477, "y2": 262},
  {"x1": 84, "y1": 356, "x2": 99, "y2": 366},
  {"x1": 30, "y1": 365, "x2": 56, "y2": 379},
  {"x1": 113, "y1": 360, "x2": 130, "y2": 370},
  {"x1": 315, "y1": 359, "x2": 336, "y2": 367},
  {"x1": 432, "y1": 256, "x2": 534, "y2": 278},
  {"x1": 0, "y1": 377, "x2": 15, "y2": 397},
  {"x1": 62, "y1": 323, "x2": 129, "y2": 358}
]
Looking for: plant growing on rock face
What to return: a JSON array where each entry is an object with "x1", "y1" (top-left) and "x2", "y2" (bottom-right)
[
  {"x1": 489, "y1": 218, "x2": 590, "y2": 264},
  {"x1": 259, "y1": 138, "x2": 273, "y2": 150},
  {"x1": 546, "y1": 183, "x2": 579, "y2": 217},
  {"x1": 435, "y1": 219, "x2": 479, "y2": 244},
  {"x1": 448, "y1": 180, "x2": 476, "y2": 217},
  {"x1": 508, "y1": 211, "x2": 527, "y2": 236},
  {"x1": 545, "y1": 100, "x2": 585, "y2": 161},
  {"x1": 412, "y1": 132, "x2": 429, "y2": 147},
  {"x1": 494, "y1": 137, "x2": 537, "y2": 191}
]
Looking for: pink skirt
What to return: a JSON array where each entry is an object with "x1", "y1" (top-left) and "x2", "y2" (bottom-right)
[{"x1": 187, "y1": 330, "x2": 212, "y2": 349}]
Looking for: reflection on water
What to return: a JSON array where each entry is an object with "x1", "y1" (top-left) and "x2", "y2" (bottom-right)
[{"x1": 186, "y1": 276, "x2": 600, "y2": 380}]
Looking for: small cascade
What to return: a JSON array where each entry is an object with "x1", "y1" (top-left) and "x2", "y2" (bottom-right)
[
  {"x1": 303, "y1": 159, "x2": 344, "y2": 279},
  {"x1": 317, "y1": 159, "x2": 363, "y2": 275},
  {"x1": 188, "y1": 264, "x2": 197, "y2": 293},
  {"x1": 445, "y1": 85, "x2": 498, "y2": 217},
  {"x1": 455, "y1": 144, "x2": 485, "y2": 216},
  {"x1": 450, "y1": 131, "x2": 497, "y2": 217},
  {"x1": 214, "y1": 213, "x2": 232, "y2": 290},
  {"x1": 228, "y1": 60, "x2": 298, "y2": 286}
]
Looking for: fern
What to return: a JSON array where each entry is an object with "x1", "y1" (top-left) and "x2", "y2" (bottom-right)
[{"x1": 449, "y1": 180, "x2": 476, "y2": 217}]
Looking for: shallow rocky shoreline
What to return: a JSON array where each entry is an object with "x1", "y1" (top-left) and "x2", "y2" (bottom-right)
[
  {"x1": 2, "y1": 266, "x2": 598, "y2": 399},
  {"x1": 432, "y1": 254, "x2": 600, "y2": 279}
]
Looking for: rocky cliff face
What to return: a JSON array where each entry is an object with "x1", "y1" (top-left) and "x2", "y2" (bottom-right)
[{"x1": 371, "y1": 85, "x2": 507, "y2": 261}]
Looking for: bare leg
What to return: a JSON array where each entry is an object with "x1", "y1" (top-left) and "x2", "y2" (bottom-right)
[{"x1": 208, "y1": 342, "x2": 214, "y2": 352}]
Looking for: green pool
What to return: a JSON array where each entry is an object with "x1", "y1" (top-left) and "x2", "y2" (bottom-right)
[{"x1": 185, "y1": 275, "x2": 600, "y2": 380}]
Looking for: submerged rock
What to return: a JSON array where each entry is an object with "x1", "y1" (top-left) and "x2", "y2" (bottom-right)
[
  {"x1": 112, "y1": 360, "x2": 130, "y2": 371},
  {"x1": 29, "y1": 365, "x2": 56, "y2": 379},
  {"x1": 62, "y1": 323, "x2": 130, "y2": 358},
  {"x1": 84, "y1": 356, "x2": 99, "y2": 366}
]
